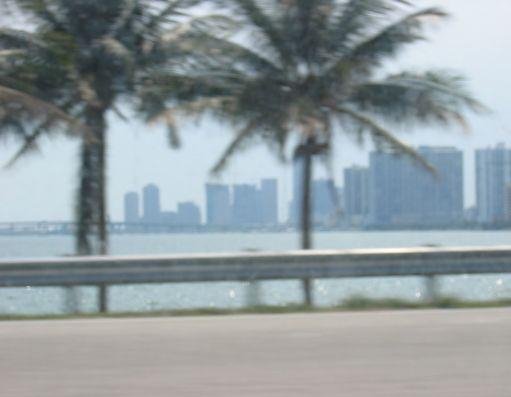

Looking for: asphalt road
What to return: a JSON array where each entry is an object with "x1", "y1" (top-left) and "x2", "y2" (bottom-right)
[{"x1": 1, "y1": 309, "x2": 510, "y2": 397}]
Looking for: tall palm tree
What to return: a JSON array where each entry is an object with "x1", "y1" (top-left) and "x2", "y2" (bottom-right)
[
  {"x1": 140, "y1": 0, "x2": 484, "y2": 250},
  {"x1": 4, "y1": 0, "x2": 224, "y2": 255}
]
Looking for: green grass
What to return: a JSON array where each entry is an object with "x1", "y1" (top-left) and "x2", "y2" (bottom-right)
[
  {"x1": 340, "y1": 295, "x2": 511, "y2": 310},
  {"x1": 1, "y1": 296, "x2": 511, "y2": 321}
]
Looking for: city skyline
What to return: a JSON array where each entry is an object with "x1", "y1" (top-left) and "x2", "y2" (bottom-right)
[
  {"x1": 4, "y1": 139, "x2": 511, "y2": 229},
  {"x1": 124, "y1": 184, "x2": 201, "y2": 227},
  {"x1": 4, "y1": 142, "x2": 511, "y2": 225},
  {"x1": 115, "y1": 143, "x2": 511, "y2": 228}
]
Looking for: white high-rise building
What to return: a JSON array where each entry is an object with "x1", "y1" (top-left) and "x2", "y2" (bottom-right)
[{"x1": 476, "y1": 143, "x2": 511, "y2": 224}]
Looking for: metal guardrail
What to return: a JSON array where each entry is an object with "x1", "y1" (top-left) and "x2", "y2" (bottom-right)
[{"x1": 1, "y1": 246, "x2": 511, "y2": 313}]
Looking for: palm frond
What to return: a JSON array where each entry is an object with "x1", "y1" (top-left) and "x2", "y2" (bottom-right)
[
  {"x1": 333, "y1": 0, "x2": 410, "y2": 51},
  {"x1": 144, "y1": 0, "x2": 200, "y2": 32},
  {"x1": 174, "y1": 32, "x2": 282, "y2": 74},
  {"x1": 3, "y1": 125, "x2": 43, "y2": 169},
  {"x1": 280, "y1": 0, "x2": 331, "y2": 62},
  {"x1": 98, "y1": 36, "x2": 132, "y2": 59},
  {"x1": 107, "y1": 0, "x2": 138, "y2": 37},
  {"x1": 0, "y1": 84, "x2": 81, "y2": 128},
  {"x1": 347, "y1": 8, "x2": 447, "y2": 68},
  {"x1": 227, "y1": 0, "x2": 291, "y2": 66},
  {"x1": 334, "y1": 105, "x2": 435, "y2": 174},
  {"x1": 11, "y1": 0, "x2": 67, "y2": 30},
  {"x1": 0, "y1": 27, "x2": 45, "y2": 49},
  {"x1": 148, "y1": 108, "x2": 181, "y2": 148},
  {"x1": 161, "y1": 14, "x2": 237, "y2": 44},
  {"x1": 211, "y1": 118, "x2": 260, "y2": 174},
  {"x1": 0, "y1": 49, "x2": 25, "y2": 57},
  {"x1": 347, "y1": 70, "x2": 487, "y2": 129}
]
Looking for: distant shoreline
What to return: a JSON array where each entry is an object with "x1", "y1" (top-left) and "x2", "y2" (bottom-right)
[{"x1": 1, "y1": 224, "x2": 511, "y2": 237}]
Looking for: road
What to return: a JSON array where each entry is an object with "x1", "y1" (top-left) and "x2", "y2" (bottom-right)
[{"x1": 1, "y1": 309, "x2": 510, "y2": 397}]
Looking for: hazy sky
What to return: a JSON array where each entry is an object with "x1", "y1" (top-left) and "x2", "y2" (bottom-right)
[{"x1": 1, "y1": 0, "x2": 510, "y2": 222}]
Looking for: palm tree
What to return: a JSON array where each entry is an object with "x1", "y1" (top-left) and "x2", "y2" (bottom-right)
[
  {"x1": 140, "y1": 0, "x2": 484, "y2": 251},
  {"x1": 4, "y1": 0, "x2": 224, "y2": 255}
]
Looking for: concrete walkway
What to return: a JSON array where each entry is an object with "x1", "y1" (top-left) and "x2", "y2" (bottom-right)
[{"x1": 1, "y1": 309, "x2": 510, "y2": 396}]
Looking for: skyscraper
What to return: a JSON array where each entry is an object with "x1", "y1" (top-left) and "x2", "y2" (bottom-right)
[
  {"x1": 123, "y1": 192, "x2": 139, "y2": 224},
  {"x1": 369, "y1": 146, "x2": 463, "y2": 226},
  {"x1": 312, "y1": 179, "x2": 337, "y2": 226},
  {"x1": 259, "y1": 179, "x2": 278, "y2": 225},
  {"x1": 344, "y1": 166, "x2": 369, "y2": 224},
  {"x1": 206, "y1": 184, "x2": 231, "y2": 226},
  {"x1": 232, "y1": 184, "x2": 260, "y2": 226},
  {"x1": 476, "y1": 143, "x2": 511, "y2": 224},
  {"x1": 142, "y1": 184, "x2": 161, "y2": 223},
  {"x1": 505, "y1": 184, "x2": 511, "y2": 222}
]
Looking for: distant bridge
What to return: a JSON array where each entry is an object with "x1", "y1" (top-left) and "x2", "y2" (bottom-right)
[{"x1": 0, "y1": 221, "x2": 286, "y2": 235}]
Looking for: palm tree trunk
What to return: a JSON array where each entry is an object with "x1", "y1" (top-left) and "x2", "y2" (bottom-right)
[
  {"x1": 300, "y1": 140, "x2": 313, "y2": 250},
  {"x1": 76, "y1": 106, "x2": 107, "y2": 255},
  {"x1": 298, "y1": 138, "x2": 315, "y2": 306},
  {"x1": 97, "y1": 116, "x2": 108, "y2": 255},
  {"x1": 76, "y1": 138, "x2": 95, "y2": 255}
]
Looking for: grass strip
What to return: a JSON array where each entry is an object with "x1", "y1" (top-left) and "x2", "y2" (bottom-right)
[{"x1": 1, "y1": 296, "x2": 511, "y2": 321}]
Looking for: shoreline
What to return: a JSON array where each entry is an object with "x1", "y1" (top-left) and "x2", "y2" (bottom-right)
[{"x1": 2, "y1": 296, "x2": 511, "y2": 321}]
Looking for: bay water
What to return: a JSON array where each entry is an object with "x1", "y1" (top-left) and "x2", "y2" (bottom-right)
[{"x1": 1, "y1": 231, "x2": 510, "y2": 315}]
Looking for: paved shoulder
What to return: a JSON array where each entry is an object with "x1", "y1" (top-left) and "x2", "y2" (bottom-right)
[{"x1": 1, "y1": 309, "x2": 510, "y2": 397}]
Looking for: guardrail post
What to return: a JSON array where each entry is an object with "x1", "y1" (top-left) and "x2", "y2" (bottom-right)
[
  {"x1": 424, "y1": 275, "x2": 439, "y2": 304},
  {"x1": 246, "y1": 281, "x2": 262, "y2": 307},
  {"x1": 98, "y1": 284, "x2": 108, "y2": 313},
  {"x1": 302, "y1": 278, "x2": 313, "y2": 307}
]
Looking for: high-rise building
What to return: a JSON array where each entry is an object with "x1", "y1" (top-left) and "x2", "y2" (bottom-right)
[
  {"x1": 259, "y1": 179, "x2": 278, "y2": 225},
  {"x1": 505, "y1": 185, "x2": 511, "y2": 222},
  {"x1": 344, "y1": 166, "x2": 369, "y2": 224},
  {"x1": 312, "y1": 179, "x2": 337, "y2": 225},
  {"x1": 337, "y1": 187, "x2": 344, "y2": 213},
  {"x1": 123, "y1": 192, "x2": 139, "y2": 224},
  {"x1": 206, "y1": 184, "x2": 231, "y2": 226},
  {"x1": 476, "y1": 143, "x2": 511, "y2": 224},
  {"x1": 177, "y1": 202, "x2": 201, "y2": 226},
  {"x1": 232, "y1": 184, "x2": 260, "y2": 226},
  {"x1": 142, "y1": 184, "x2": 161, "y2": 223},
  {"x1": 369, "y1": 146, "x2": 463, "y2": 226}
]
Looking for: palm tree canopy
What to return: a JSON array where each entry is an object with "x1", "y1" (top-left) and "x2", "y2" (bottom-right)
[
  {"x1": 140, "y1": 0, "x2": 485, "y2": 172},
  {"x1": 0, "y1": 0, "x2": 227, "y2": 156},
  {"x1": 0, "y1": 28, "x2": 88, "y2": 164}
]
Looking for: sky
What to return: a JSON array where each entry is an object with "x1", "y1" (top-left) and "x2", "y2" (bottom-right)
[{"x1": 1, "y1": 0, "x2": 510, "y2": 222}]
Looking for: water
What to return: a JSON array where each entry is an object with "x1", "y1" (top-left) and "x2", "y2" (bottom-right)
[{"x1": 1, "y1": 231, "x2": 510, "y2": 315}]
